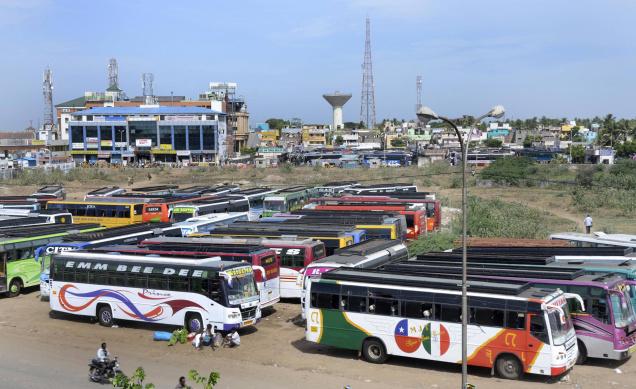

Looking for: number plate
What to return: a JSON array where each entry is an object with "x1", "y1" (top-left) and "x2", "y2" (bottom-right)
[{"x1": 242, "y1": 320, "x2": 254, "y2": 326}]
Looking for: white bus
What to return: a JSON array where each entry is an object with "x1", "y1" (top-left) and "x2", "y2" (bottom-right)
[
  {"x1": 175, "y1": 212, "x2": 250, "y2": 236},
  {"x1": 305, "y1": 268, "x2": 578, "y2": 380},
  {"x1": 550, "y1": 232, "x2": 636, "y2": 249},
  {"x1": 49, "y1": 251, "x2": 261, "y2": 332}
]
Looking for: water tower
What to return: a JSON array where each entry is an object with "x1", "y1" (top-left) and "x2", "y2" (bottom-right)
[{"x1": 323, "y1": 92, "x2": 352, "y2": 130}]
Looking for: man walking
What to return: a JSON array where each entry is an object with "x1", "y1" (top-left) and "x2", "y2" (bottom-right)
[{"x1": 584, "y1": 214, "x2": 593, "y2": 234}]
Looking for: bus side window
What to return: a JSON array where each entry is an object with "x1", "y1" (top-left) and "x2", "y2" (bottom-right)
[
  {"x1": 590, "y1": 298, "x2": 610, "y2": 324},
  {"x1": 505, "y1": 311, "x2": 526, "y2": 329},
  {"x1": 471, "y1": 308, "x2": 504, "y2": 327},
  {"x1": 529, "y1": 314, "x2": 549, "y2": 344},
  {"x1": 440, "y1": 305, "x2": 462, "y2": 323},
  {"x1": 6, "y1": 250, "x2": 17, "y2": 262}
]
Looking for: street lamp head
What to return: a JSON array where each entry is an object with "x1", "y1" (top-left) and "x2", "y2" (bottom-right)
[
  {"x1": 416, "y1": 106, "x2": 439, "y2": 121},
  {"x1": 487, "y1": 105, "x2": 505, "y2": 119}
]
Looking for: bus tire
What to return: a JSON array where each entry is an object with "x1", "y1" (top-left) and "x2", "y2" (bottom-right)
[
  {"x1": 185, "y1": 313, "x2": 203, "y2": 333},
  {"x1": 495, "y1": 354, "x2": 523, "y2": 380},
  {"x1": 8, "y1": 278, "x2": 22, "y2": 297},
  {"x1": 362, "y1": 338, "x2": 388, "y2": 364},
  {"x1": 97, "y1": 305, "x2": 114, "y2": 327},
  {"x1": 576, "y1": 341, "x2": 587, "y2": 365}
]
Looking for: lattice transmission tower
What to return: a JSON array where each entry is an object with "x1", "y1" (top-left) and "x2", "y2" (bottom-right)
[
  {"x1": 416, "y1": 75, "x2": 422, "y2": 112},
  {"x1": 360, "y1": 17, "x2": 376, "y2": 129},
  {"x1": 42, "y1": 67, "x2": 54, "y2": 129},
  {"x1": 108, "y1": 58, "x2": 119, "y2": 91}
]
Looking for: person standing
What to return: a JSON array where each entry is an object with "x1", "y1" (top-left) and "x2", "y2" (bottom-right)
[{"x1": 584, "y1": 214, "x2": 593, "y2": 234}]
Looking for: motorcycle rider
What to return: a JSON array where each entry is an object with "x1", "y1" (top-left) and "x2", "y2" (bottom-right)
[{"x1": 97, "y1": 342, "x2": 109, "y2": 362}]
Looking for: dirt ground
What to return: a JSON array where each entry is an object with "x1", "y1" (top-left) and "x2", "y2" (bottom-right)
[{"x1": 0, "y1": 288, "x2": 634, "y2": 389}]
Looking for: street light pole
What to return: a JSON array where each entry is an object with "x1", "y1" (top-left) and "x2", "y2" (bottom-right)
[{"x1": 418, "y1": 105, "x2": 504, "y2": 389}]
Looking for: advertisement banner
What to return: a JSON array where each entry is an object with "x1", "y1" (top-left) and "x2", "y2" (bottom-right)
[
  {"x1": 72, "y1": 143, "x2": 84, "y2": 149},
  {"x1": 115, "y1": 142, "x2": 127, "y2": 148},
  {"x1": 136, "y1": 139, "x2": 152, "y2": 147},
  {"x1": 86, "y1": 143, "x2": 98, "y2": 149},
  {"x1": 86, "y1": 137, "x2": 98, "y2": 143},
  {"x1": 176, "y1": 150, "x2": 191, "y2": 156},
  {"x1": 100, "y1": 140, "x2": 112, "y2": 147},
  {"x1": 159, "y1": 144, "x2": 173, "y2": 150}
]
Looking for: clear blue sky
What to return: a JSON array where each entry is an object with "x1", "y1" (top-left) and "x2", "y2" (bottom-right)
[{"x1": 1, "y1": 0, "x2": 635, "y2": 130}]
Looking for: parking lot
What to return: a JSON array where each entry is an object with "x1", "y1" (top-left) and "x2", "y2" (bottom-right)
[{"x1": 0, "y1": 288, "x2": 632, "y2": 389}]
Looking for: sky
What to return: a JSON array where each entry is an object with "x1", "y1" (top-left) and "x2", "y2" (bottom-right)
[{"x1": 1, "y1": 0, "x2": 635, "y2": 130}]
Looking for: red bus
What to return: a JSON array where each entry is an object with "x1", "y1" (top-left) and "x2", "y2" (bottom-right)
[
  {"x1": 306, "y1": 204, "x2": 426, "y2": 239},
  {"x1": 140, "y1": 236, "x2": 326, "y2": 299},
  {"x1": 309, "y1": 195, "x2": 442, "y2": 231},
  {"x1": 91, "y1": 241, "x2": 280, "y2": 308}
]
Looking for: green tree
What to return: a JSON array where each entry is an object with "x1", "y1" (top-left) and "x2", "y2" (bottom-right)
[
  {"x1": 112, "y1": 367, "x2": 155, "y2": 389},
  {"x1": 616, "y1": 141, "x2": 636, "y2": 158},
  {"x1": 188, "y1": 370, "x2": 220, "y2": 389},
  {"x1": 240, "y1": 147, "x2": 258, "y2": 156},
  {"x1": 265, "y1": 118, "x2": 288, "y2": 130},
  {"x1": 569, "y1": 144, "x2": 585, "y2": 163},
  {"x1": 343, "y1": 122, "x2": 358, "y2": 129},
  {"x1": 523, "y1": 135, "x2": 541, "y2": 148},
  {"x1": 334, "y1": 135, "x2": 344, "y2": 146},
  {"x1": 484, "y1": 138, "x2": 503, "y2": 148},
  {"x1": 390, "y1": 138, "x2": 406, "y2": 148}
]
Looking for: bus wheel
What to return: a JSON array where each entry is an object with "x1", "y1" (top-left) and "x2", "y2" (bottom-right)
[
  {"x1": 97, "y1": 305, "x2": 114, "y2": 327},
  {"x1": 185, "y1": 313, "x2": 203, "y2": 333},
  {"x1": 362, "y1": 339, "x2": 387, "y2": 364},
  {"x1": 496, "y1": 354, "x2": 522, "y2": 380},
  {"x1": 576, "y1": 341, "x2": 587, "y2": 365},
  {"x1": 8, "y1": 279, "x2": 22, "y2": 297}
]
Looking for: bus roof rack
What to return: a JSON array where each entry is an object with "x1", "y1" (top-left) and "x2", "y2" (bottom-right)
[
  {"x1": 322, "y1": 267, "x2": 530, "y2": 295},
  {"x1": 64, "y1": 222, "x2": 174, "y2": 241}
]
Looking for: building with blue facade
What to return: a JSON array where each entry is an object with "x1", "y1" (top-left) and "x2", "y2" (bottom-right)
[{"x1": 68, "y1": 106, "x2": 226, "y2": 164}]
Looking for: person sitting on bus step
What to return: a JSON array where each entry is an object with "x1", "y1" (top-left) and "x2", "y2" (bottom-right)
[{"x1": 97, "y1": 342, "x2": 109, "y2": 362}]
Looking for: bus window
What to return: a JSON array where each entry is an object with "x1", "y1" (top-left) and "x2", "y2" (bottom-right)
[
  {"x1": 440, "y1": 305, "x2": 462, "y2": 323},
  {"x1": 134, "y1": 204, "x2": 143, "y2": 215},
  {"x1": 311, "y1": 282, "x2": 340, "y2": 310},
  {"x1": 471, "y1": 308, "x2": 504, "y2": 327},
  {"x1": 529, "y1": 314, "x2": 549, "y2": 344},
  {"x1": 505, "y1": 311, "x2": 526, "y2": 329},
  {"x1": 368, "y1": 289, "x2": 400, "y2": 316},
  {"x1": 281, "y1": 248, "x2": 305, "y2": 268},
  {"x1": 312, "y1": 245, "x2": 325, "y2": 260},
  {"x1": 342, "y1": 285, "x2": 367, "y2": 313}
]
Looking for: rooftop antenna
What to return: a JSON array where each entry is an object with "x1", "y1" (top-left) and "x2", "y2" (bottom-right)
[{"x1": 360, "y1": 16, "x2": 376, "y2": 129}]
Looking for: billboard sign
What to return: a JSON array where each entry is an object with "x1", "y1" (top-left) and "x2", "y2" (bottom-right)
[{"x1": 136, "y1": 139, "x2": 152, "y2": 147}]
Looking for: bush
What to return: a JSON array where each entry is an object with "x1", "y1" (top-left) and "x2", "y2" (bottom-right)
[
  {"x1": 480, "y1": 157, "x2": 537, "y2": 186},
  {"x1": 168, "y1": 328, "x2": 188, "y2": 346},
  {"x1": 408, "y1": 231, "x2": 458, "y2": 255},
  {"x1": 467, "y1": 197, "x2": 551, "y2": 239}
]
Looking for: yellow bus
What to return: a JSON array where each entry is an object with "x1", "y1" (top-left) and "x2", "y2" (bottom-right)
[{"x1": 46, "y1": 201, "x2": 144, "y2": 227}]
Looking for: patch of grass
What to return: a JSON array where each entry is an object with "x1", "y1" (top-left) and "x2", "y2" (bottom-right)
[{"x1": 408, "y1": 231, "x2": 458, "y2": 255}]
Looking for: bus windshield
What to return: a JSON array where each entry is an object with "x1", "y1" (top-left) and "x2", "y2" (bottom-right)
[
  {"x1": 610, "y1": 291, "x2": 636, "y2": 328},
  {"x1": 547, "y1": 306, "x2": 573, "y2": 346},
  {"x1": 172, "y1": 210, "x2": 194, "y2": 222},
  {"x1": 224, "y1": 271, "x2": 258, "y2": 306},
  {"x1": 264, "y1": 200, "x2": 286, "y2": 212}
]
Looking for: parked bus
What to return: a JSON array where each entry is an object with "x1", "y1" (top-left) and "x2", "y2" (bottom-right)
[
  {"x1": 289, "y1": 210, "x2": 407, "y2": 240},
  {"x1": 36, "y1": 222, "x2": 183, "y2": 300},
  {"x1": 85, "y1": 186, "x2": 126, "y2": 198},
  {"x1": 266, "y1": 215, "x2": 400, "y2": 241},
  {"x1": 131, "y1": 185, "x2": 179, "y2": 195},
  {"x1": 195, "y1": 225, "x2": 354, "y2": 255},
  {"x1": 147, "y1": 236, "x2": 327, "y2": 298},
  {"x1": 300, "y1": 240, "x2": 409, "y2": 312},
  {"x1": 388, "y1": 257, "x2": 636, "y2": 364},
  {"x1": 305, "y1": 267, "x2": 577, "y2": 379},
  {"x1": 176, "y1": 212, "x2": 250, "y2": 236},
  {"x1": 0, "y1": 185, "x2": 65, "y2": 208},
  {"x1": 302, "y1": 204, "x2": 425, "y2": 239},
  {"x1": 95, "y1": 240, "x2": 280, "y2": 308},
  {"x1": 0, "y1": 201, "x2": 41, "y2": 211},
  {"x1": 142, "y1": 195, "x2": 211, "y2": 223},
  {"x1": 550, "y1": 232, "x2": 636, "y2": 249},
  {"x1": 0, "y1": 223, "x2": 102, "y2": 297},
  {"x1": 341, "y1": 183, "x2": 417, "y2": 195},
  {"x1": 0, "y1": 209, "x2": 72, "y2": 227},
  {"x1": 49, "y1": 251, "x2": 261, "y2": 332},
  {"x1": 313, "y1": 181, "x2": 359, "y2": 196},
  {"x1": 47, "y1": 200, "x2": 145, "y2": 227},
  {"x1": 310, "y1": 195, "x2": 441, "y2": 232},
  {"x1": 262, "y1": 186, "x2": 312, "y2": 217},
  {"x1": 171, "y1": 197, "x2": 250, "y2": 222},
  {"x1": 173, "y1": 184, "x2": 240, "y2": 197},
  {"x1": 229, "y1": 187, "x2": 279, "y2": 220}
]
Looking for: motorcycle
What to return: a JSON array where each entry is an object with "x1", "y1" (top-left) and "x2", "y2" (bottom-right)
[{"x1": 88, "y1": 356, "x2": 121, "y2": 384}]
